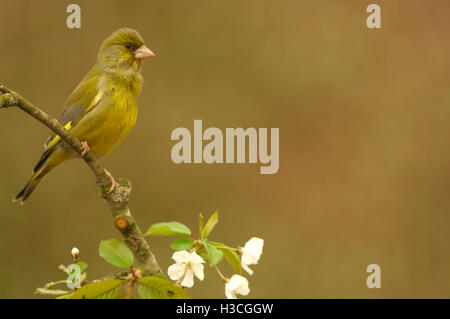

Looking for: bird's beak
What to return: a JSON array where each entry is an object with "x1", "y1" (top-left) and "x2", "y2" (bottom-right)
[{"x1": 135, "y1": 45, "x2": 155, "y2": 59}]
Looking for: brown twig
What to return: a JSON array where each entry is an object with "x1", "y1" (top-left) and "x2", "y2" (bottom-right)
[{"x1": 0, "y1": 85, "x2": 161, "y2": 276}]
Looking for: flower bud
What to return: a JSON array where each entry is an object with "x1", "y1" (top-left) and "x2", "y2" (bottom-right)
[{"x1": 71, "y1": 247, "x2": 80, "y2": 260}]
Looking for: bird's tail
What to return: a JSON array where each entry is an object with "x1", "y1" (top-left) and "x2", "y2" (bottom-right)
[
  {"x1": 13, "y1": 148, "x2": 56, "y2": 205},
  {"x1": 13, "y1": 171, "x2": 47, "y2": 205}
]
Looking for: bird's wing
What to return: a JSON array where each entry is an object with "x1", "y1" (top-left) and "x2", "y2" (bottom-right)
[{"x1": 44, "y1": 68, "x2": 105, "y2": 150}]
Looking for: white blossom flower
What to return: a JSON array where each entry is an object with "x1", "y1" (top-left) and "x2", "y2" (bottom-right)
[
  {"x1": 240, "y1": 237, "x2": 264, "y2": 275},
  {"x1": 168, "y1": 250, "x2": 205, "y2": 288},
  {"x1": 225, "y1": 274, "x2": 250, "y2": 299}
]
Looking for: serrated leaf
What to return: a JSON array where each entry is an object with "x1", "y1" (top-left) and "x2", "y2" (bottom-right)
[
  {"x1": 201, "y1": 211, "x2": 219, "y2": 240},
  {"x1": 204, "y1": 242, "x2": 224, "y2": 266},
  {"x1": 210, "y1": 242, "x2": 242, "y2": 274},
  {"x1": 71, "y1": 280, "x2": 124, "y2": 299},
  {"x1": 170, "y1": 237, "x2": 194, "y2": 251},
  {"x1": 144, "y1": 222, "x2": 191, "y2": 236},
  {"x1": 99, "y1": 239, "x2": 134, "y2": 268},
  {"x1": 75, "y1": 261, "x2": 88, "y2": 273},
  {"x1": 139, "y1": 276, "x2": 190, "y2": 299}
]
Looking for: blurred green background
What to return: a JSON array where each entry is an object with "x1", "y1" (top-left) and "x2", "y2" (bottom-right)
[{"x1": 0, "y1": 0, "x2": 449, "y2": 298}]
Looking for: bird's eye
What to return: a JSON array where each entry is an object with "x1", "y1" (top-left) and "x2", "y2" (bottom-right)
[{"x1": 125, "y1": 42, "x2": 132, "y2": 49}]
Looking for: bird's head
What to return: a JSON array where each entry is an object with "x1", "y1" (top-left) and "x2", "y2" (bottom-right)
[{"x1": 97, "y1": 27, "x2": 154, "y2": 75}]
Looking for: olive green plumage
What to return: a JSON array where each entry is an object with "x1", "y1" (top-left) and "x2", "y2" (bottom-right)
[{"x1": 14, "y1": 27, "x2": 154, "y2": 204}]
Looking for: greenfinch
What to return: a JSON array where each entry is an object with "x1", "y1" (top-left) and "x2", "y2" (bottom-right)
[{"x1": 14, "y1": 27, "x2": 154, "y2": 204}]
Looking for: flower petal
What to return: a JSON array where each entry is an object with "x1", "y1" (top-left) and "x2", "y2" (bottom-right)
[
  {"x1": 225, "y1": 288, "x2": 237, "y2": 299},
  {"x1": 181, "y1": 268, "x2": 195, "y2": 288},
  {"x1": 172, "y1": 250, "x2": 191, "y2": 263},
  {"x1": 225, "y1": 275, "x2": 250, "y2": 299},
  {"x1": 241, "y1": 262, "x2": 254, "y2": 275},
  {"x1": 226, "y1": 279, "x2": 239, "y2": 291},
  {"x1": 189, "y1": 251, "x2": 206, "y2": 264},
  {"x1": 241, "y1": 250, "x2": 257, "y2": 265},
  {"x1": 168, "y1": 262, "x2": 186, "y2": 281},
  {"x1": 245, "y1": 237, "x2": 264, "y2": 251},
  {"x1": 242, "y1": 237, "x2": 264, "y2": 265},
  {"x1": 235, "y1": 280, "x2": 250, "y2": 296},
  {"x1": 191, "y1": 263, "x2": 205, "y2": 281},
  {"x1": 230, "y1": 274, "x2": 250, "y2": 296}
]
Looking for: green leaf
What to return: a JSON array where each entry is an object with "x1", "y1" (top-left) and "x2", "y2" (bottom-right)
[
  {"x1": 75, "y1": 261, "x2": 88, "y2": 273},
  {"x1": 196, "y1": 246, "x2": 209, "y2": 265},
  {"x1": 170, "y1": 237, "x2": 194, "y2": 251},
  {"x1": 211, "y1": 242, "x2": 242, "y2": 274},
  {"x1": 144, "y1": 222, "x2": 191, "y2": 236},
  {"x1": 71, "y1": 280, "x2": 124, "y2": 299},
  {"x1": 99, "y1": 239, "x2": 134, "y2": 268},
  {"x1": 139, "y1": 276, "x2": 190, "y2": 299},
  {"x1": 201, "y1": 211, "x2": 219, "y2": 240},
  {"x1": 56, "y1": 293, "x2": 74, "y2": 299},
  {"x1": 222, "y1": 249, "x2": 241, "y2": 273},
  {"x1": 137, "y1": 283, "x2": 163, "y2": 299},
  {"x1": 199, "y1": 213, "x2": 205, "y2": 235},
  {"x1": 204, "y1": 242, "x2": 224, "y2": 266}
]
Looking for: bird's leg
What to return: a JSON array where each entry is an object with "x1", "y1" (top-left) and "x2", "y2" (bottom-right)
[
  {"x1": 80, "y1": 140, "x2": 90, "y2": 157},
  {"x1": 103, "y1": 169, "x2": 119, "y2": 193}
]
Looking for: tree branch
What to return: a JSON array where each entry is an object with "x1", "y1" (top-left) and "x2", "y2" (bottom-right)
[{"x1": 0, "y1": 85, "x2": 161, "y2": 276}]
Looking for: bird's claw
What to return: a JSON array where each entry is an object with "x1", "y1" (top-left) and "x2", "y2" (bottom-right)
[
  {"x1": 80, "y1": 141, "x2": 90, "y2": 157},
  {"x1": 104, "y1": 169, "x2": 119, "y2": 193}
]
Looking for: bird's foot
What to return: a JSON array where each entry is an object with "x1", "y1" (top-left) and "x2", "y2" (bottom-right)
[
  {"x1": 80, "y1": 141, "x2": 90, "y2": 157},
  {"x1": 104, "y1": 169, "x2": 119, "y2": 193}
]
